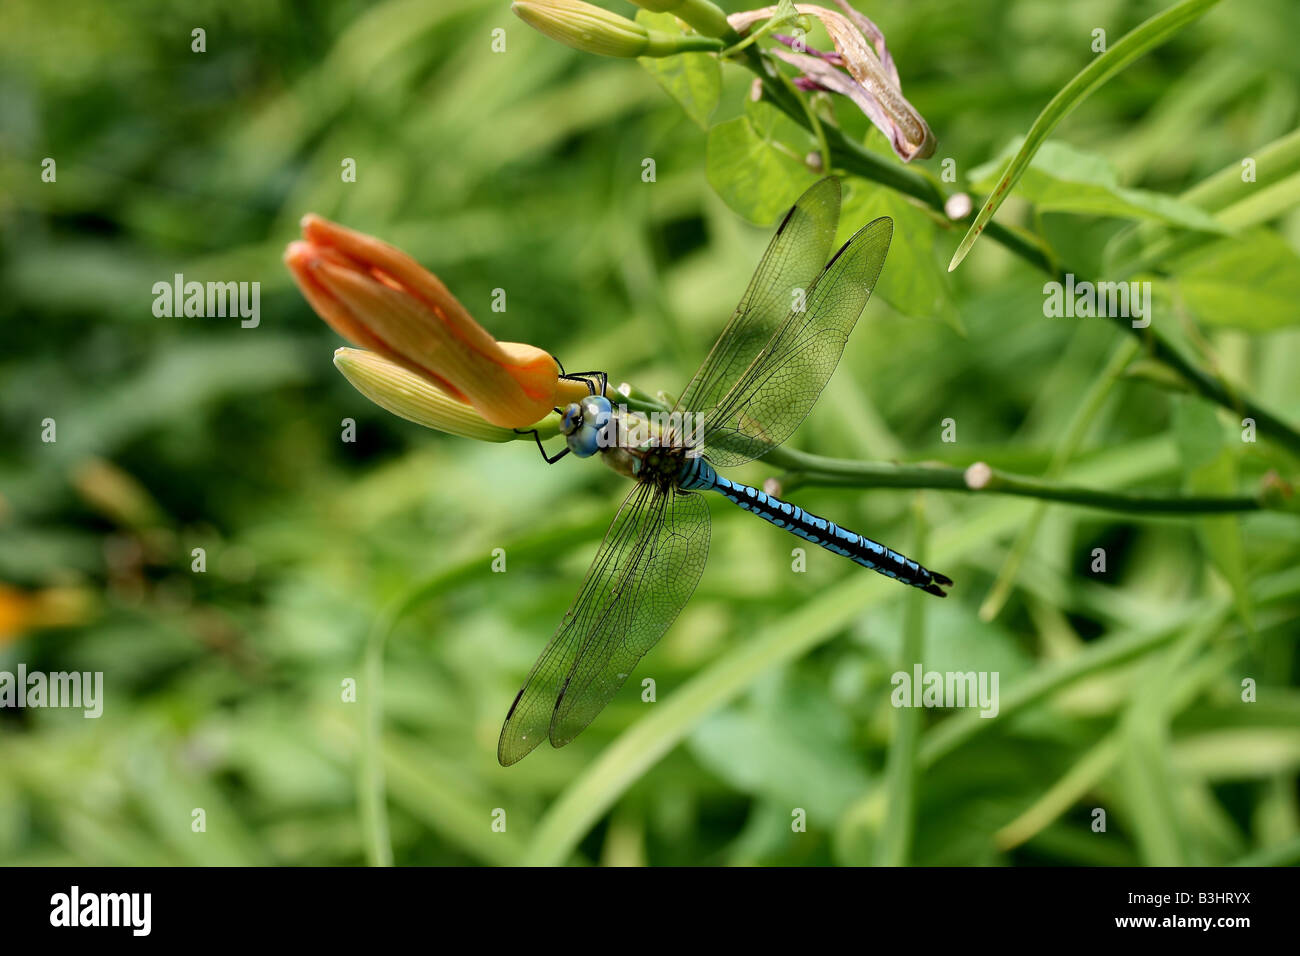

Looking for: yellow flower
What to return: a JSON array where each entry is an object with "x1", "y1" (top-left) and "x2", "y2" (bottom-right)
[{"x1": 285, "y1": 215, "x2": 588, "y2": 430}]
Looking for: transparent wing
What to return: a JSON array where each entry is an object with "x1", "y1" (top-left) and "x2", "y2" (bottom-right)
[
  {"x1": 497, "y1": 482, "x2": 710, "y2": 766},
  {"x1": 699, "y1": 216, "x2": 893, "y2": 468},
  {"x1": 671, "y1": 178, "x2": 841, "y2": 425}
]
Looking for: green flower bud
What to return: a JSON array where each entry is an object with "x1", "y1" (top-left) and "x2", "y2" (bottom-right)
[{"x1": 512, "y1": 0, "x2": 724, "y2": 57}]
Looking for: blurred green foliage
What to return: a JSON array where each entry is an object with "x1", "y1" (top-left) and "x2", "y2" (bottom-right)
[{"x1": 1, "y1": 0, "x2": 1298, "y2": 866}]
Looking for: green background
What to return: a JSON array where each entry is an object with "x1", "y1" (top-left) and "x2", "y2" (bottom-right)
[{"x1": 1, "y1": 0, "x2": 1298, "y2": 865}]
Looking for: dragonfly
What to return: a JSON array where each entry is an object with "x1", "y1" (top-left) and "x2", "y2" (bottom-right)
[{"x1": 500, "y1": 177, "x2": 952, "y2": 766}]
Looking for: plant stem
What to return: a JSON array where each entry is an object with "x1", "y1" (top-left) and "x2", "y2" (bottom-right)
[
  {"x1": 735, "y1": 47, "x2": 1300, "y2": 458},
  {"x1": 766, "y1": 446, "x2": 1276, "y2": 515},
  {"x1": 776, "y1": 67, "x2": 832, "y2": 173},
  {"x1": 606, "y1": 386, "x2": 1287, "y2": 516}
]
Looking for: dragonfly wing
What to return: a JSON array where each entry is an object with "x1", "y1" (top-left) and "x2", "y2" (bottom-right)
[
  {"x1": 549, "y1": 484, "x2": 710, "y2": 748},
  {"x1": 699, "y1": 216, "x2": 893, "y2": 468},
  {"x1": 497, "y1": 482, "x2": 710, "y2": 765},
  {"x1": 672, "y1": 178, "x2": 841, "y2": 425}
]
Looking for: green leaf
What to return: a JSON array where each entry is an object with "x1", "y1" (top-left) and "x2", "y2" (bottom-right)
[
  {"x1": 969, "y1": 139, "x2": 1227, "y2": 233},
  {"x1": 689, "y1": 676, "x2": 871, "y2": 820},
  {"x1": 1105, "y1": 130, "x2": 1300, "y2": 276},
  {"x1": 1170, "y1": 230, "x2": 1300, "y2": 331},
  {"x1": 1173, "y1": 398, "x2": 1253, "y2": 632},
  {"x1": 949, "y1": 0, "x2": 1224, "y2": 271},
  {"x1": 635, "y1": 11, "x2": 721, "y2": 129},
  {"x1": 706, "y1": 99, "x2": 818, "y2": 224},
  {"x1": 840, "y1": 182, "x2": 962, "y2": 332}
]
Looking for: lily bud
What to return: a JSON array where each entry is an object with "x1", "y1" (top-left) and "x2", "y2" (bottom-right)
[
  {"x1": 286, "y1": 215, "x2": 588, "y2": 428},
  {"x1": 334, "y1": 348, "x2": 539, "y2": 443},
  {"x1": 512, "y1": 0, "x2": 725, "y2": 57}
]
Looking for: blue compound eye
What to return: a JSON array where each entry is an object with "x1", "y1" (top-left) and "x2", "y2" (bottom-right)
[
  {"x1": 566, "y1": 422, "x2": 601, "y2": 458},
  {"x1": 559, "y1": 403, "x2": 584, "y2": 436},
  {"x1": 580, "y1": 395, "x2": 612, "y2": 430}
]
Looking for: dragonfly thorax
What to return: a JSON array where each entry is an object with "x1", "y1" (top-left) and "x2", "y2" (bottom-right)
[{"x1": 634, "y1": 445, "x2": 692, "y2": 490}]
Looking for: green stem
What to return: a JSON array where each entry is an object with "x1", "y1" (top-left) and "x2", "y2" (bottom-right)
[
  {"x1": 718, "y1": 8, "x2": 790, "y2": 58},
  {"x1": 776, "y1": 67, "x2": 832, "y2": 174},
  {"x1": 647, "y1": 34, "x2": 727, "y2": 54},
  {"x1": 661, "y1": 0, "x2": 735, "y2": 40},
  {"x1": 604, "y1": 386, "x2": 1287, "y2": 516},
  {"x1": 733, "y1": 49, "x2": 1300, "y2": 458},
  {"x1": 767, "y1": 447, "x2": 1275, "y2": 515}
]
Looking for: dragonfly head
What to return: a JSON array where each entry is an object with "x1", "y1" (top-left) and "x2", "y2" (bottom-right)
[{"x1": 560, "y1": 395, "x2": 613, "y2": 458}]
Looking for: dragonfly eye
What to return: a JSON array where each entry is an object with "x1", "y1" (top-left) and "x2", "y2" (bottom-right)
[
  {"x1": 565, "y1": 422, "x2": 601, "y2": 458},
  {"x1": 559, "y1": 403, "x2": 584, "y2": 436},
  {"x1": 580, "y1": 395, "x2": 613, "y2": 430}
]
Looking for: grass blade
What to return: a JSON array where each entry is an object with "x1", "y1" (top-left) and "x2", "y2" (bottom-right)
[{"x1": 948, "y1": 0, "x2": 1223, "y2": 272}]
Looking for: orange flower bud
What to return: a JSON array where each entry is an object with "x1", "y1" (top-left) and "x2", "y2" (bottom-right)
[{"x1": 285, "y1": 216, "x2": 587, "y2": 428}]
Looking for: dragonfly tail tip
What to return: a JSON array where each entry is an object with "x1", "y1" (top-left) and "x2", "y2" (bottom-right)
[{"x1": 921, "y1": 571, "x2": 954, "y2": 597}]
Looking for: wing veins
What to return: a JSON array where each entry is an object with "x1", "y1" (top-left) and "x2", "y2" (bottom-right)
[{"x1": 699, "y1": 216, "x2": 893, "y2": 466}]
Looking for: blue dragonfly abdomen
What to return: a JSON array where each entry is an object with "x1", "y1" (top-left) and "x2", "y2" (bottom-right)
[{"x1": 677, "y1": 456, "x2": 952, "y2": 596}]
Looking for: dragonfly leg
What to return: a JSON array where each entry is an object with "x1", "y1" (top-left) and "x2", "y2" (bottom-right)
[
  {"x1": 550, "y1": 352, "x2": 609, "y2": 398},
  {"x1": 559, "y1": 370, "x2": 608, "y2": 397},
  {"x1": 514, "y1": 427, "x2": 570, "y2": 465},
  {"x1": 551, "y1": 348, "x2": 611, "y2": 398}
]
